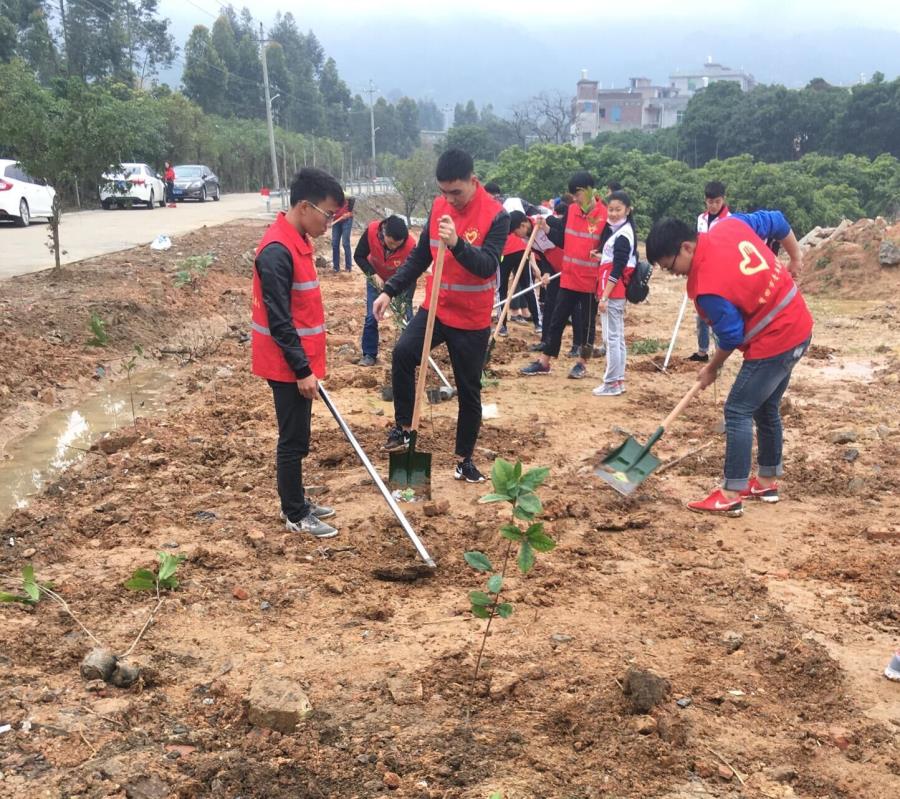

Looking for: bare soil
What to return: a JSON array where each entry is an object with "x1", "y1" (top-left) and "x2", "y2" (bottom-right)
[{"x1": 1, "y1": 219, "x2": 899, "y2": 799}]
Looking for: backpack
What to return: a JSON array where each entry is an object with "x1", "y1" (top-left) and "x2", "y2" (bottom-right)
[{"x1": 626, "y1": 259, "x2": 652, "y2": 304}]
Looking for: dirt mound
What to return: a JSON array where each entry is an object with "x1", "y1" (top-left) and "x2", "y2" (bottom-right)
[{"x1": 799, "y1": 217, "x2": 900, "y2": 298}]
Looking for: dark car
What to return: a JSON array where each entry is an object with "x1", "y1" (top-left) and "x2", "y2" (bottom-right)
[{"x1": 172, "y1": 164, "x2": 220, "y2": 202}]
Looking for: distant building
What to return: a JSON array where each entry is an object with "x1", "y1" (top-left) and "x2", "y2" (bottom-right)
[{"x1": 571, "y1": 60, "x2": 756, "y2": 145}]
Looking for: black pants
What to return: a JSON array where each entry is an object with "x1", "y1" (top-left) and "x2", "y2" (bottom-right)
[
  {"x1": 544, "y1": 287, "x2": 594, "y2": 359},
  {"x1": 165, "y1": 180, "x2": 175, "y2": 203},
  {"x1": 512, "y1": 268, "x2": 540, "y2": 320},
  {"x1": 498, "y1": 253, "x2": 522, "y2": 308},
  {"x1": 573, "y1": 295, "x2": 598, "y2": 347},
  {"x1": 268, "y1": 380, "x2": 312, "y2": 522},
  {"x1": 392, "y1": 308, "x2": 489, "y2": 459}
]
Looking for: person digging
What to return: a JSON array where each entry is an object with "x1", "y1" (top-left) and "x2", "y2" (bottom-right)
[
  {"x1": 645, "y1": 210, "x2": 812, "y2": 516},
  {"x1": 251, "y1": 167, "x2": 345, "y2": 539},
  {"x1": 372, "y1": 148, "x2": 509, "y2": 484}
]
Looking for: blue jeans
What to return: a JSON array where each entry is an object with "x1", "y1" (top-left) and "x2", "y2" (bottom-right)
[
  {"x1": 361, "y1": 280, "x2": 413, "y2": 358},
  {"x1": 332, "y1": 218, "x2": 352, "y2": 271},
  {"x1": 722, "y1": 338, "x2": 810, "y2": 491},
  {"x1": 696, "y1": 315, "x2": 710, "y2": 353}
]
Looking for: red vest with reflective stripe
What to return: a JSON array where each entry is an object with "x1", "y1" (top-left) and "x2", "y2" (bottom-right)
[
  {"x1": 251, "y1": 213, "x2": 327, "y2": 380},
  {"x1": 597, "y1": 222, "x2": 637, "y2": 300},
  {"x1": 366, "y1": 220, "x2": 417, "y2": 281},
  {"x1": 543, "y1": 245, "x2": 564, "y2": 272},
  {"x1": 502, "y1": 232, "x2": 527, "y2": 256},
  {"x1": 423, "y1": 184, "x2": 503, "y2": 330},
  {"x1": 560, "y1": 200, "x2": 607, "y2": 293},
  {"x1": 688, "y1": 217, "x2": 813, "y2": 360}
]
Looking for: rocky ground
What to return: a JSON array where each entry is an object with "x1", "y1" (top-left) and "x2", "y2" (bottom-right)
[{"x1": 0, "y1": 218, "x2": 898, "y2": 799}]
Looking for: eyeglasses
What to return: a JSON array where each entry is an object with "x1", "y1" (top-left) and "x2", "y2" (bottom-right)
[
  {"x1": 665, "y1": 251, "x2": 681, "y2": 272},
  {"x1": 307, "y1": 201, "x2": 335, "y2": 222}
]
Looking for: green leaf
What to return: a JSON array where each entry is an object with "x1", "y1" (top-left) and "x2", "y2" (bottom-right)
[
  {"x1": 489, "y1": 793, "x2": 503, "y2": 799},
  {"x1": 478, "y1": 492, "x2": 511, "y2": 504},
  {"x1": 491, "y1": 458, "x2": 515, "y2": 495},
  {"x1": 124, "y1": 569, "x2": 156, "y2": 591},
  {"x1": 499, "y1": 523, "x2": 523, "y2": 542},
  {"x1": 516, "y1": 492, "x2": 542, "y2": 517},
  {"x1": 513, "y1": 460, "x2": 523, "y2": 482},
  {"x1": 23, "y1": 581, "x2": 40, "y2": 602},
  {"x1": 157, "y1": 552, "x2": 185, "y2": 581},
  {"x1": 22, "y1": 564, "x2": 35, "y2": 585},
  {"x1": 520, "y1": 466, "x2": 549, "y2": 491},
  {"x1": 526, "y1": 523, "x2": 556, "y2": 553},
  {"x1": 513, "y1": 505, "x2": 535, "y2": 522},
  {"x1": 469, "y1": 590, "x2": 493, "y2": 607},
  {"x1": 464, "y1": 551, "x2": 493, "y2": 572},
  {"x1": 159, "y1": 576, "x2": 179, "y2": 591},
  {"x1": 518, "y1": 540, "x2": 535, "y2": 574},
  {"x1": 471, "y1": 604, "x2": 491, "y2": 619},
  {"x1": 0, "y1": 592, "x2": 28, "y2": 603},
  {"x1": 487, "y1": 574, "x2": 503, "y2": 594},
  {"x1": 496, "y1": 603, "x2": 514, "y2": 619}
]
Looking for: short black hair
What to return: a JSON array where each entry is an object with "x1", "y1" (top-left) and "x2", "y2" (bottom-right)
[
  {"x1": 436, "y1": 148, "x2": 474, "y2": 182},
  {"x1": 607, "y1": 180, "x2": 623, "y2": 192},
  {"x1": 554, "y1": 200, "x2": 569, "y2": 217},
  {"x1": 567, "y1": 170, "x2": 595, "y2": 195},
  {"x1": 290, "y1": 167, "x2": 344, "y2": 208},
  {"x1": 484, "y1": 181, "x2": 502, "y2": 196},
  {"x1": 607, "y1": 189, "x2": 632, "y2": 208},
  {"x1": 645, "y1": 218, "x2": 696, "y2": 265},
  {"x1": 383, "y1": 214, "x2": 408, "y2": 241},
  {"x1": 704, "y1": 180, "x2": 726, "y2": 199},
  {"x1": 508, "y1": 210, "x2": 527, "y2": 231}
]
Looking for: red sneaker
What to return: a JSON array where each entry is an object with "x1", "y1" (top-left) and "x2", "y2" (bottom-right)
[
  {"x1": 687, "y1": 488, "x2": 743, "y2": 517},
  {"x1": 740, "y1": 477, "x2": 779, "y2": 503}
]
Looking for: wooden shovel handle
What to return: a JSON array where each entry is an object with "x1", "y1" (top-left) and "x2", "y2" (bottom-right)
[
  {"x1": 661, "y1": 380, "x2": 704, "y2": 430},
  {"x1": 410, "y1": 241, "x2": 447, "y2": 432},
  {"x1": 488, "y1": 221, "x2": 540, "y2": 347}
]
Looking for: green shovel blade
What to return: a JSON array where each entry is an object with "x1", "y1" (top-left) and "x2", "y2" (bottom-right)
[
  {"x1": 388, "y1": 431, "x2": 432, "y2": 494},
  {"x1": 594, "y1": 428, "x2": 664, "y2": 496}
]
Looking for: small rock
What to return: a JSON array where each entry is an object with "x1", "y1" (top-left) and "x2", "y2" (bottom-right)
[
  {"x1": 383, "y1": 771, "x2": 401, "y2": 789},
  {"x1": 676, "y1": 697, "x2": 693, "y2": 709},
  {"x1": 694, "y1": 759, "x2": 717, "y2": 779},
  {"x1": 768, "y1": 765, "x2": 798, "y2": 783},
  {"x1": 125, "y1": 775, "x2": 170, "y2": 799},
  {"x1": 827, "y1": 725, "x2": 853, "y2": 751},
  {"x1": 829, "y1": 430, "x2": 856, "y2": 444},
  {"x1": 842, "y1": 448, "x2": 860, "y2": 462},
  {"x1": 165, "y1": 744, "x2": 196, "y2": 758},
  {"x1": 146, "y1": 453, "x2": 168, "y2": 467},
  {"x1": 878, "y1": 239, "x2": 900, "y2": 266},
  {"x1": 355, "y1": 753, "x2": 371, "y2": 764},
  {"x1": 876, "y1": 424, "x2": 893, "y2": 439},
  {"x1": 323, "y1": 577, "x2": 345, "y2": 595},
  {"x1": 722, "y1": 630, "x2": 744, "y2": 653},
  {"x1": 387, "y1": 676, "x2": 423, "y2": 705},
  {"x1": 632, "y1": 715, "x2": 657, "y2": 735},
  {"x1": 81, "y1": 648, "x2": 117, "y2": 682},
  {"x1": 489, "y1": 672, "x2": 520, "y2": 699},
  {"x1": 717, "y1": 764, "x2": 734, "y2": 780},
  {"x1": 38, "y1": 387, "x2": 56, "y2": 405},
  {"x1": 848, "y1": 477, "x2": 866, "y2": 495},
  {"x1": 22, "y1": 547, "x2": 36, "y2": 558},
  {"x1": 110, "y1": 661, "x2": 141, "y2": 688},
  {"x1": 232, "y1": 587, "x2": 249, "y2": 601},
  {"x1": 550, "y1": 633, "x2": 574, "y2": 644},
  {"x1": 246, "y1": 529, "x2": 265, "y2": 542},
  {"x1": 260, "y1": 601, "x2": 272, "y2": 611},
  {"x1": 97, "y1": 432, "x2": 140, "y2": 455},
  {"x1": 622, "y1": 666, "x2": 671, "y2": 714},
  {"x1": 247, "y1": 676, "x2": 312, "y2": 733},
  {"x1": 422, "y1": 499, "x2": 450, "y2": 517}
]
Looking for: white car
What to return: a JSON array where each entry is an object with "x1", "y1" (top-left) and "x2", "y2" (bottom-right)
[
  {"x1": 0, "y1": 159, "x2": 56, "y2": 226},
  {"x1": 99, "y1": 163, "x2": 165, "y2": 210}
]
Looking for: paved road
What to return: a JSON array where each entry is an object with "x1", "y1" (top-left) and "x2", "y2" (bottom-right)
[{"x1": 0, "y1": 192, "x2": 277, "y2": 280}]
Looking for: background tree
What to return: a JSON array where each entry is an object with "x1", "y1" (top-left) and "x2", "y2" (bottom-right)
[
  {"x1": 181, "y1": 25, "x2": 225, "y2": 113},
  {"x1": 392, "y1": 148, "x2": 437, "y2": 223}
]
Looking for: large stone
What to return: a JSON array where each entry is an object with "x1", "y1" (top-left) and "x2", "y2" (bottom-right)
[
  {"x1": 879, "y1": 239, "x2": 900, "y2": 267},
  {"x1": 247, "y1": 677, "x2": 311, "y2": 733},
  {"x1": 622, "y1": 666, "x2": 671, "y2": 714}
]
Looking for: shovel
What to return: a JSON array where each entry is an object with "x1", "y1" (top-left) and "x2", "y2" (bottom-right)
[
  {"x1": 318, "y1": 384, "x2": 435, "y2": 569},
  {"x1": 493, "y1": 270, "x2": 560, "y2": 310},
  {"x1": 595, "y1": 380, "x2": 704, "y2": 495},
  {"x1": 659, "y1": 292, "x2": 689, "y2": 372},
  {"x1": 388, "y1": 241, "x2": 447, "y2": 494}
]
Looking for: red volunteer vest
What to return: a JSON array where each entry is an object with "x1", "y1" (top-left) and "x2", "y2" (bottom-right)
[
  {"x1": 560, "y1": 200, "x2": 608, "y2": 293},
  {"x1": 597, "y1": 222, "x2": 637, "y2": 300},
  {"x1": 423, "y1": 183, "x2": 503, "y2": 330},
  {"x1": 543, "y1": 245, "x2": 564, "y2": 272},
  {"x1": 366, "y1": 220, "x2": 417, "y2": 281},
  {"x1": 251, "y1": 213, "x2": 327, "y2": 380},
  {"x1": 502, "y1": 232, "x2": 527, "y2": 256},
  {"x1": 696, "y1": 206, "x2": 730, "y2": 233},
  {"x1": 688, "y1": 217, "x2": 813, "y2": 360}
]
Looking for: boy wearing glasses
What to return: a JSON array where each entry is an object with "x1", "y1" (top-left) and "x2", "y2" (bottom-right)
[
  {"x1": 251, "y1": 167, "x2": 345, "y2": 538},
  {"x1": 372, "y1": 149, "x2": 509, "y2": 484}
]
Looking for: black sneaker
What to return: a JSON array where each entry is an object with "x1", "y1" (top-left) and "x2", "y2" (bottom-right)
[
  {"x1": 566, "y1": 345, "x2": 579, "y2": 358},
  {"x1": 528, "y1": 342, "x2": 545, "y2": 352},
  {"x1": 454, "y1": 459, "x2": 486, "y2": 483},
  {"x1": 688, "y1": 352, "x2": 709, "y2": 362},
  {"x1": 384, "y1": 426, "x2": 410, "y2": 451}
]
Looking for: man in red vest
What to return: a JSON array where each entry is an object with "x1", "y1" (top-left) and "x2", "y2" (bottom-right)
[
  {"x1": 372, "y1": 149, "x2": 509, "y2": 484},
  {"x1": 354, "y1": 215, "x2": 417, "y2": 366},
  {"x1": 251, "y1": 167, "x2": 345, "y2": 538},
  {"x1": 646, "y1": 211, "x2": 812, "y2": 516}
]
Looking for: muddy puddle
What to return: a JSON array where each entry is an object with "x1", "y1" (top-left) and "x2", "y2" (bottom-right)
[
  {"x1": 818, "y1": 359, "x2": 877, "y2": 381},
  {"x1": 0, "y1": 369, "x2": 176, "y2": 514}
]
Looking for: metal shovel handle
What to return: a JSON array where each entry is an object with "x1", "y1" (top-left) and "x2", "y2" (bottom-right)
[
  {"x1": 318, "y1": 384, "x2": 436, "y2": 569},
  {"x1": 493, "y1": 270, "x2": 560, "y2": 310},
  {"x1": 662, "y1": 293, "x2": 689, "y2": 372}
]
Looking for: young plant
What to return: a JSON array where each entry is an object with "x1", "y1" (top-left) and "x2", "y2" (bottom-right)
[
  {"x1": 630, "y1": 337, "x2": 664, "y2": 355},
  {"x1": 173, "y1": 253, "x2": 215, "y2": 287},
  {"x1": 124, "y1": 552, "x2": 185, "y2": 593},
  {"x1": 0, "y1": 564, "x2": 45, "y2": 604},
  {"x1": 465, "y1": 458, "x2": 555, "y2": 694},
  {"x1": 87, "y1": 312, "x2": 109, "y2": 346},
  {"x1": 123, "y1": 344, "x2": 144, "y2": 425}
]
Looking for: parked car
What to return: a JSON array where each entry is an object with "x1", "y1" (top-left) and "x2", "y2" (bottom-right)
[
  {"x1": 99, "y1": 163, "x2": 165, "y2": 209},
  {"x1": 172, "y1": 164, "x2": 220, "y2": 202},
  {"x1": 0, "y1": 159, "x2": 56, "y2": 226}
]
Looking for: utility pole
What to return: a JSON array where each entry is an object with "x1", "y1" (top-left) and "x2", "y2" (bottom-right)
[
  {"x1": 365, "y1": 79, "x2": 378, "y2": 180},
  {"x1": 259, "y1": 23, "x2": 281, "y2": 207}
]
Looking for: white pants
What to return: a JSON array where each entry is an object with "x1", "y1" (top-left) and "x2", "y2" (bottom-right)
[{"x1": 602, "y1": 298, "x2": 627, "y2": 384}]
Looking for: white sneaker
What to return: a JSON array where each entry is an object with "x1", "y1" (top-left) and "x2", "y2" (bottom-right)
[
  {"x1": 592, "y1": 381, "x2": 625, "y2": 397},
  {"x1": 284, "y1": 513, "x2": 338, "y2": 539}
]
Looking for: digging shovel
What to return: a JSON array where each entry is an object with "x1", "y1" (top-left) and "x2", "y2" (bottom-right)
[
  {"x1": 388, "y1": 241, "x2": 447, "y2": 495},
  {"x1": 493, "y1": 270, "x2": 560, "y2": 310},
  {"x1": 318, "y1": 384, "x2": 435, "y2": 569},
  {"x1": 595, "y1": 380, "x2": 704, "y2": 495},
  {"x1": 660, "y1": 292, "x2": 689, "y2": 373}
]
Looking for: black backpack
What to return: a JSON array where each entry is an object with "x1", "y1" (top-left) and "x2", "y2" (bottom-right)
[{"x1": 626, "y1": 259, "x2": 652, "y2": 304}]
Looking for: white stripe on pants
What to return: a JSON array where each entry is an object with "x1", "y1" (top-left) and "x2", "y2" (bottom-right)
[{"x1": 602, "y1": 298, "x2": 627, "y2": 384}]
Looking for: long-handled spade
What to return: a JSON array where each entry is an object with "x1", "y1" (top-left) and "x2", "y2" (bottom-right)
[
  {"x1": 318, "y1": 385, "x2": 435, "y2": 569},
  {"x1": 492, "y1": 270, "x2": 560, "y2": 311},
  {"x1": 595, "y1": 380, "x2": 704, "y2": 496},
  {"x1": 388, "y1": 242, "x2": 447, "y2": 496},
  {"x1": 659, "y1": 292, "x2": 689, "y2": 373},
  {"x1": 484, "y1": 223, "x2": 540, "y2": 367}
]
